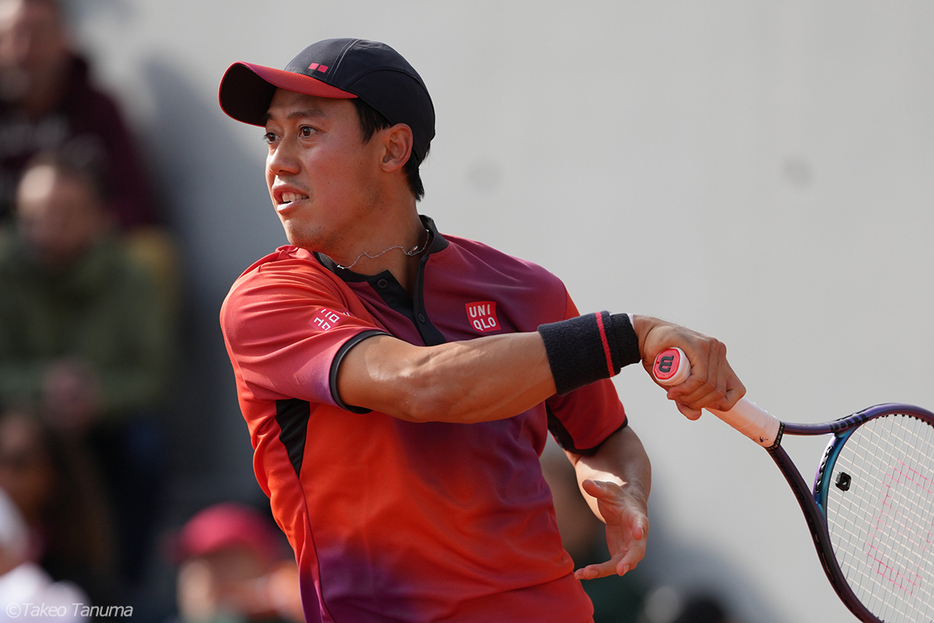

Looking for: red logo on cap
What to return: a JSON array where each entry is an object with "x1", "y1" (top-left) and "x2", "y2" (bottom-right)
[
  {"x1": 308, "y1": 63, "x2": 329, "y2": 73},
  {"x1": 466, "y1": 301, "x2": 499, "y2": 333}
]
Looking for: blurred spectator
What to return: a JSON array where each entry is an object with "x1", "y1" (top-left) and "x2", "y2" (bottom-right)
[
  {"x1": 169, "y1": 503, "x2": 302, "y2": 623},
  {"x1": 0, "y1": 485, "x2": 90, "y2": 622},
  {"x1": 0, "y1": 0, "x2": 180, "y2": 313},
  {"x1": 0, "y1": 0, "x2": 154, "y2": 227},
  {"x1": 540, "y1": 438, "x2": 649, "y2": 623},
  {"x1": 0, "y1": 145, "x2": 177, "y2": 587},
  {"x1": 0, "y1": 410, "x2": 117, "y2": 608}
]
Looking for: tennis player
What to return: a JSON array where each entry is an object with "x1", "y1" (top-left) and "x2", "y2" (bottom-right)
[{"x1": 218, "y1": 38, "x2": 744, "y2": 623}]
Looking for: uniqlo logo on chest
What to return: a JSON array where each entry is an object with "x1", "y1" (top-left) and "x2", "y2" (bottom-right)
[
  {"x1": 312, "y1": 308, "x2": 343, "y2": 331},
  {"x1": 466, "y1": 301, "x2": 499, "y2": 333}
]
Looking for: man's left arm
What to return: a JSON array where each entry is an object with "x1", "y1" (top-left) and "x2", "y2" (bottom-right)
[{"x1": 565, "y1": 424, "x2": 652, "y2": 580}]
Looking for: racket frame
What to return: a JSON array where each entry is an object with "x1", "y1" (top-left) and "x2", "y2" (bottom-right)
[
  {"x1": 767, "y1": 403, "x2": 934, "y2": 623},
  {"x1": 651, "y1": 348, "x2": 934, "y2": 622}
]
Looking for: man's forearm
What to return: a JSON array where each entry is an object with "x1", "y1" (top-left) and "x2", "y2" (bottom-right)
[{"x1": 337, "y1": 331, "x2": 557, "y2": 423}]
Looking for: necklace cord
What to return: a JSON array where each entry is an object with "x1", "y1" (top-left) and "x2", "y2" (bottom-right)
[{"x1": 336, "y1": 228, "x2": 431, "y2": 270}]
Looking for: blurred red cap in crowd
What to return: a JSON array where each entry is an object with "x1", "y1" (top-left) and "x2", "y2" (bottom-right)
[{"x1": 174, "y1": 502, "x2": 285, "y2": 566}]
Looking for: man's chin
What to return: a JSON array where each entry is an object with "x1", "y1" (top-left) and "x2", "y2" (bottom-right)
[{"x1": 282, "y1": 229, "x2": 319, "y2": 252}]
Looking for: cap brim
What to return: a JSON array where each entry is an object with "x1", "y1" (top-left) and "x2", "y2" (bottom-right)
[{"x1": 219, "y1": 62, "x2": 357, "y2": 126}]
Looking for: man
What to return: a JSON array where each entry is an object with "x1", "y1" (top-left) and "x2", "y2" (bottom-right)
[
  {"x1": 0, "y1": 0, "x2": 157, "y2": 229},
  {"x1": 0, "y1": 145, "x2": 175, "y2": 586},
  {"x1": 0, "y1": 146, "x2": 173, "y2": 430},
  {"x1": 0, "y1": 0, "x2": 180, "y2": 314},
  {"x1": 218, "y1": 38, "x2": 744, "y2": 623}
]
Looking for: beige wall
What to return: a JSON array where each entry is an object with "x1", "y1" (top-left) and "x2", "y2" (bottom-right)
[{"x1": 70, "y1": 1, "x2": 934, "y2": 621}]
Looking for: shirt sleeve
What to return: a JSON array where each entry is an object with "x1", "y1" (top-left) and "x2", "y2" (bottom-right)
[
  {"x1": 545, "y1": 290, "x2": 628, "y2": 454},
  {"x1": 220, "y1": 255, "x2": 387, "y2": 409}
]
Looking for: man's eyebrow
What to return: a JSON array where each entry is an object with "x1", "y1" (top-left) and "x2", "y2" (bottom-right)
[{"x1": 265, "y1": 108, "x2": 328, "y2": 122}]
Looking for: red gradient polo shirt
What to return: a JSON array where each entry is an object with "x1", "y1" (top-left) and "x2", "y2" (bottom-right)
[{"x1": 220, "y1": 216, "x2": 627, "y2": 623}]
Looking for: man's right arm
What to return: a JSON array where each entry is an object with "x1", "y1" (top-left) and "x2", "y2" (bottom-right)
[
  {"x1": 335, "y1": 331, "x2": 557, "y2": 423},
  {"x1": 335, "y1": 314, "x2": 745, "y2": 424}
]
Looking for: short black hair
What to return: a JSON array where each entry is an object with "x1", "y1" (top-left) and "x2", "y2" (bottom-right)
[{"x1": 351, "y1": 98, "x2": 426, "y2": 201}]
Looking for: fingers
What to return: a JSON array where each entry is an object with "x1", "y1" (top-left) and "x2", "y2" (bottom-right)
[
  {"x1": 676, "y1": 403, "x2": 703, "y2": 420},
  {"x1": 580, "y1": 477, "x2": 608, "y2": 499},
  {"x1": 581, "y1": 480, "x2": 648, "y2": 530},
  {"x1": 574, "y1": 560, "x2": 622, "y2": 581},
  {"x1": 576, "y1": 480, "x2": 648, "y2": 580},
  {"x1": 573, "y1": 537, "x2": 646, "y2": 580},
  {"x1": 666, "y1": 338, "x2": 724, "y2": 405},
  {"x1": 639, "y1": 319, "x2": 746, "y2": 417},
  {"x1": 669, "y1": 347, "x2": 745, "y2": 414}
]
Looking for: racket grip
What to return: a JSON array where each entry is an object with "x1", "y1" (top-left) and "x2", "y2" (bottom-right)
[{"x1": 652, "y1": 347, "x2": 782, "y2": 448}]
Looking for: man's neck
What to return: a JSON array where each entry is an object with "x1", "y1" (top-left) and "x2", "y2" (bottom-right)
[{"x1": 329, "y1": 213, "x2": 430, "y2": 294}]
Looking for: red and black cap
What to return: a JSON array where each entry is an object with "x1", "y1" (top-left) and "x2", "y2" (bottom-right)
[{"x1": 219, "y1": 38, "x2": 435, "y2": 163}]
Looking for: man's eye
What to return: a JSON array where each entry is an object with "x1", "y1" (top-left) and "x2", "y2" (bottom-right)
[
  {"x1": 299, "y1": 126, "x2": 315, "y2": 138},
  {"x1": 263, "y1": 132, "x2": 278, "y2": 144}
]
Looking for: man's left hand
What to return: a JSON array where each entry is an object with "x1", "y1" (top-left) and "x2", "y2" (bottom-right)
[{"x1": 573, "y1": 479, "x2": 648, "y2": 580}]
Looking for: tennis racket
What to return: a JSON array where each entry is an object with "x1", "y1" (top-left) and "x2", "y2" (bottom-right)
[{"x1": 652, "y1": 347, "x2": 934, "y2": 623}]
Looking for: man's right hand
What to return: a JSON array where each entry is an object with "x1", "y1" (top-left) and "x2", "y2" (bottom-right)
[{"x1": 632, "y1": 315, "x2": 746, "y2": 419}]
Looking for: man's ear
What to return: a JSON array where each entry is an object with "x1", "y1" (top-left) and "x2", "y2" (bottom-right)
[{"x1": 380, "y1": 124, "x2": 414, "y2": 172}]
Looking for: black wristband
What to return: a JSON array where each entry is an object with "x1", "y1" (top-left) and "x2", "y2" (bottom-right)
[
  {"x1": 606, "y1": 312, "x2": 641, "y2": 370},
  {"x1": 537, "y1": 312, "x2": 641, "y2": 395}
]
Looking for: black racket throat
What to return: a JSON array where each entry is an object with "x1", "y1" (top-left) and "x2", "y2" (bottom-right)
[
  {"x1": 766, "y1": 421, "x2": 784, "y2": 451},
  {"x1": 766, "y1": 443, "x2": 879, "y2": 623}
]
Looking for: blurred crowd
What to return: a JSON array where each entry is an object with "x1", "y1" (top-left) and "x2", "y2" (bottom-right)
[
  {"x1": 0, "y1": 0, "x2": 303, "y2": 621},
  {"x1": 0, "y1": 1, "x2": 740, "y2": 622}
]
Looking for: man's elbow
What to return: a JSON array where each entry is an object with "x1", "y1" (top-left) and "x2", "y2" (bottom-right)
[
  {"x1": 393, "y1": 381, "x2": 459, "y2": 423},
  {"x1": 389, "y1": 365, "x2": 466, "y2": 423}
]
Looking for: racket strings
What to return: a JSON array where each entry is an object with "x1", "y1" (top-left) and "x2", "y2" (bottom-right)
[{"x1": 826, "y1": 414, "x2": 934, "y2": 623}]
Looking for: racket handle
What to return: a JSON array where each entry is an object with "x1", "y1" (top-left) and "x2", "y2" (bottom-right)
[{"x1": 652, "y1": 347, "x2": 782, "y2": 448}]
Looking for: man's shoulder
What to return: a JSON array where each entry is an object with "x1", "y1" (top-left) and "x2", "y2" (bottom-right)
[
  {"x1": 232, "y1": 245, "x2": 330, "y2": 284},
  {"x1": 222, "y1": 246, "x2": 345, "y2": 317},
  {"x1": 440, "y1": 233, "x2": 564, "y2": 286}
]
